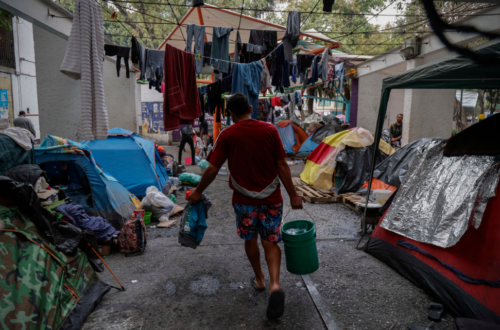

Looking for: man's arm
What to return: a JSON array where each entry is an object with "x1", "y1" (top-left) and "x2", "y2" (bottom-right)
[
  {"x1": 188, "y1": 164, "x2": 220, "y2": 204},
  {"x1": 277, "y1": 159, "x2": 304, "y2": 209},
  {"x1": 28, "y1": 120, "x2": 36, "y2": 137}
]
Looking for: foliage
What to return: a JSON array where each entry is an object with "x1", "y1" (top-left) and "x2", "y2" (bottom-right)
[{"x1": 0, "y1": 9, "x2": 14, "y2": 32}]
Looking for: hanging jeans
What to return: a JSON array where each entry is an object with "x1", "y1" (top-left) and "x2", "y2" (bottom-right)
[
  {"x1": 179, "y1": 133, "x2": 196, "y2": 165},
  {"x1": 185, "y1": 24, "x2": 205, "y2": 74}
]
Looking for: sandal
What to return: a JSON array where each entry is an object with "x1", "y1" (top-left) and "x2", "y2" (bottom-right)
[
  {"x1": 266, "y1": 290, "x2": 285, "y2": 319},
  {"x1": 251, "y1": 275, "x2": 266, "y2": 292}
]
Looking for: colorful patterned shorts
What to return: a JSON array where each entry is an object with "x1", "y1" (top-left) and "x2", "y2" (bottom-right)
[{"x1": 232, "y1": 203, "x2": 283, "y2": 243}]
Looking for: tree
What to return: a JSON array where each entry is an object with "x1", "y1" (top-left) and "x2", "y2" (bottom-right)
[{"x1": 485, "y1": 89, "x2": 499, "y2": 114}]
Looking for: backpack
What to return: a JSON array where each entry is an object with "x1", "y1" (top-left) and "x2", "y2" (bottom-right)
[
  {"x1": 119, "y1": 214, "x2": 148, "y2": 257},
  {"x1": 172, "y1": 161, "x2": 186, "y2": 177}
]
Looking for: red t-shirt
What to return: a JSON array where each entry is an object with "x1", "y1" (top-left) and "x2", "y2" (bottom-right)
[{"x1": 207, "y1": 119, "x2": 287, "y2": 205}]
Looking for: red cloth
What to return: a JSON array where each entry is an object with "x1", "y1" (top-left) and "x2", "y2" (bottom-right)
[
  {"x1": 207, "y1": 119, "x2": 287, "y2": 205},
  {"x1": 270, "y1": 96, "x2": 282, "y2": 107},
  {"x1": 163, "y1": 44, "x2": 201, "y2": 131}
]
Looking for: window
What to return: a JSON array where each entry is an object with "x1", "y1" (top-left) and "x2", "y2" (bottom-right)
[
  {"x1": 0, "y1": 13, "x2": 15, "y2": 69},
  {"x1": 318, "y1": 99, "x2": 331, "y2": 106}
]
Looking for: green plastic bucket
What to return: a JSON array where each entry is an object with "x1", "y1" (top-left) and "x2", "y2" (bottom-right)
[
  {"x1": 143, "y1": 212, "x2": 152, "y2": 226},
  {"x1": 282, "y1": 220, "x2": 319, "y2": 275}
]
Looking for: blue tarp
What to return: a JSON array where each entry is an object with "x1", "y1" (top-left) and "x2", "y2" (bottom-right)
[
  {"x1": 35, "y1": 135, "x2": 135, "y2": 229},
  {"x1": 83, "y1": 128, "x2": 170, "y2": 196},
  {"x1": 298, "y1": 134, "x2": 319, "y2": 156},
  {"x1": 276, "y1": 124, "x2": 297, "y2": 154}
]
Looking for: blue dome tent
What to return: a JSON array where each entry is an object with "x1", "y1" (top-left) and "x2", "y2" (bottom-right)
[
  {"x1": 35, "y1": 135, "x2": 135, "y2": 229},
  {"x1": 297, "y1": 135, "x2": 319, "y2": 157},
  {"x1": 82, "y1": 128, "x2": 170, "y2": 197}
]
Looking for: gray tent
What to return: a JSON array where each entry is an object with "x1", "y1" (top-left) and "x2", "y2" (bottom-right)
[{"x1": 367, "y1": 39, "x2": 500, "y2": 194}]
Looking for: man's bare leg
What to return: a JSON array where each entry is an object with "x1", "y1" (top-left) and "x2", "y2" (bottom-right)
[
  {"x1": 245, "y1": 234, "x2": 266, "y2": 289},
  {"x1": 261, "y1": 238, "x2": 281, "y2": 293}
]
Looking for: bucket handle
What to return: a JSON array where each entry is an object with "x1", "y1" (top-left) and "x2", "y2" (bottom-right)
[{"x1": 281, "y1": 205, "x2": 316, "y2": 234}]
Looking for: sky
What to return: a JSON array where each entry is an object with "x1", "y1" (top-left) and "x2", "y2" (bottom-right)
[{"x1": 371, "y1": 0, "x2": 402, "y2": 28}]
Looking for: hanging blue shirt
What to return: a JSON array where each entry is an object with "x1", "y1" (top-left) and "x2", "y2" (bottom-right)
[
  {"x1": 232, "y1": 61, "x2": 263, "y2": 119},
  {"x1": 211, "y1": 27, "x2": 233, "y2": 74}
]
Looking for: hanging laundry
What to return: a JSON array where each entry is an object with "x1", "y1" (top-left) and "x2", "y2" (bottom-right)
[
  {"x1": 234, "y1": 31, "x2": 243, "y2": 63},
  {"x1": 262, "y1": 98, "x2": 271, "y2": 120},
  {"x1": 203, "y1": 42, "x2": 212, "y2": 67},
  {"x1": 271, "y1": 45, "x2": 290, "y2": 91},
  {"x1": 311, "y1": 55, "x2": 321, "y2": 84},
  {"x1": 260, "y1": 59, "x2": 272, "y2": 95},
  {"x1": 291, "y1": 57, "x2": 298, "y2": 84},
  {"x1": 192, "y1": 0, "x2": 204, "y2": 7},
  {"x1": 323, "y1": 0, "x2": 335, "y2": 12},
  {"x1": 271, "y1": 96, "x2": 282, "y2": 108},
  {"x1": 221, "y1": 75, "x2": 232, "y2": 94},
  {"x1": 297, "y1": 54, "x2": 315, "y2": 74},
  {"x1": 335, "y1": 62, "x2": 345, "y2": 91},
  {"x1": 60, "y1": 0, "x2": 108, "y2": 141},
  {"x1": 263, "y1": 31, "x2": 278, "y2": 76},
  {"x1": 185, "y1": 24, "x2": 205, "y2": 75},
  {"x1": 246, "y1": 30, "x2": 265, "y2": 62},
  {"x1": 163, "y1": 44, "x2": 202, "y2": 131},
  {"x1": 207, "y1": 80, "x2": 221, "y2": 115},
  {"x1": 131, "y1": 37, "x2": 148, "y2": 81},
  {"x1": 295, "y1": 90, "x2": 303, "y2": 110},
  {"x1": 320, "y1": 47, "x2": 332, "y2": 87},
  {"x1": 211, "y1": 27, "x2": 233, "y2": 74},
  {"x1": 147, "y1": 50, "x2": 164, "y2": 81},
  {"x1": 198, "y1": 85, "x2": 209, "y2": 114},
  {"x1": 282, "y1": 11, "x2": 301, "y2": 62},
  {"x1": 232, "y1": 61, "x2": 263, "y2": 120},
  {"x1": 104, "y1": 45, "x2": 130, "y2": 78}
]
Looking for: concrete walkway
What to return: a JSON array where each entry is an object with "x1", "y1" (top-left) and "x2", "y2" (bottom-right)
[{"x1": 82, "y1": 144, "x2": 456, "y2": 330}]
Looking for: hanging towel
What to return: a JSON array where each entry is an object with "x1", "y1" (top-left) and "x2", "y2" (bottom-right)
[
  {"x1": 163, "y1": 44, "x2": 202, "y2": 131},
  {"x1": 282, "y1": 11, "x2": 301, "y2": 62},
  {"x1": 321, "y1": 47, "x2": 332, "y2": 87},
  {"x1": 60, "y1": 0, "x2": 108, "y2": 141}
]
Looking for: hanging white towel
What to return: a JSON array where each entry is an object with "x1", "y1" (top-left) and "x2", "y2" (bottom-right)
[{"x1": 60, "y1": 0, "x2": 108, "y2": 141}]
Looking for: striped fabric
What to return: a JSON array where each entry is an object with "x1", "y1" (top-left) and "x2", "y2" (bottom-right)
[
  {"x1": 300, "y1": 127, "x2": 394, "y2": 190},
  {"x1": 60, "y1": 0, "x2": 108, "y2": 141}
]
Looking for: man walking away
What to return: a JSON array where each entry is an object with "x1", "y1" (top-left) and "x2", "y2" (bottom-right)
[
  {"x1": 390, "y1": 113, "x2": 403, "y2": 148},
  {"x1": 13, "y1": 111, "x2": 36, "y2": 137},
  {"x1": 179, "y1": 124, "x2": 196, "y2": 165},
  {"x1": 188, "y1": 93, "x2": 304, "y2": 320}
]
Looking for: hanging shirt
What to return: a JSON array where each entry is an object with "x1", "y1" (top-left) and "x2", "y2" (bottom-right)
[
  {"x1": 232, "y1": 61, "x2": 263, "y2": 120},
  {"x1": 207, "y1": 119, "x2": 286, "y2": 205},
  {"x1": 211, "y1": 27, "x2": 233, "y2": 74}
]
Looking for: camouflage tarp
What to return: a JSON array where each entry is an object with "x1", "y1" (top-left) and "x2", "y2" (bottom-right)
[{"x1": 0, "y1": 205, "x2": 97, "y2": 330}]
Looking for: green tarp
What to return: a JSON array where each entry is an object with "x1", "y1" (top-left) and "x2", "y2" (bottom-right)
[
  {"x1": 0, "y1": 206, "x2": 97, "y2": 329},
  {"x1": 367, "y1": 39, "x2": 500, "y2": 195}
]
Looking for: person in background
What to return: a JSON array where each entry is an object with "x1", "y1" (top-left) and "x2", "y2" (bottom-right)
[
  {"x1": 195, "y1": 131, "x2": 206, "y2": 158},
  {"x1": 13, "y1": 111, "x2": 36, "y2": 137},
  {"x1": 390, "y1": 113, "x2": 403, "y2": 148},
  {"x1": 179, "y1": 124, "x2": 196, "y2": 165},
  {"x1": 199, "y1": 115, "x2": 209, "y2": 155},
  {"x1": 188, "y1": 93, "x2": 305, "y2": 320}
]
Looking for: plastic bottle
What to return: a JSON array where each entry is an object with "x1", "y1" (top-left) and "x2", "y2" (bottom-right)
[
  {"x1": 185, "y1": 189, "x2": 192, "y2": 201},
  {"x1": 169, "y1": 194, "x2": 177, "y2": 203}
]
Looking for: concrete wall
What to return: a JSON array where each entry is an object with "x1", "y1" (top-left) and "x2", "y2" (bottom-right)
[
  {"x1": 33, "y1": 24, "x2": 81, "y2": 141},
  {"x1": 33, "y1": 25, "x2": 139, "y2": 141},
  {"x1": 103, "y1": 57, "x2": 138, "y2": 132},
  {"x1": 357, "y1": 72, "x2": 386, "y2": 132}
]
